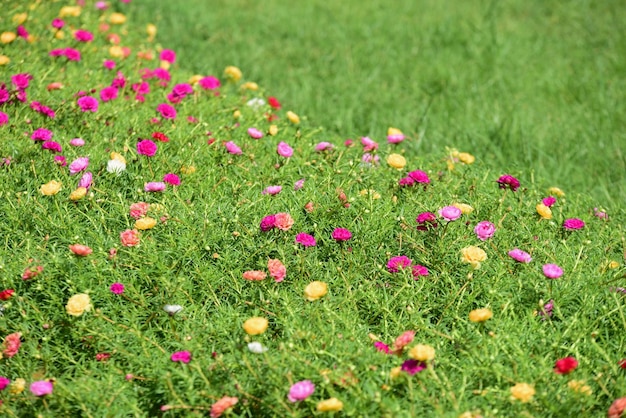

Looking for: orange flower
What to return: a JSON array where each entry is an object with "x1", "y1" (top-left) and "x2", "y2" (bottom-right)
[
  {"x1": 210, "y1": 396, "x2": 238, "y2": 418},
  {"x1": 274, "y1": 212, "x2": 294, "y2": 231},
  {"x1": 69, "y1": 244, "x2": 92, "y2": 256},
  {"x1": 242, "y1": 270, "x2": 267, "y2": 281}
]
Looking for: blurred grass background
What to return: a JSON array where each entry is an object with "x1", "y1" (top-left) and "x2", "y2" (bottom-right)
[{"x1": 133, "y1": 0, "x2": 625, "y2": 207}]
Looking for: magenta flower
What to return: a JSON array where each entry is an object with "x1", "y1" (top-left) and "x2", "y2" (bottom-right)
[
  {"x1": 110, "y1": 282, "x2": 125, "y2": 294},
  {"x1": 539, "y1": 299, "x2": 554, "y2": 319},
  {"x1": 0, "y1": 111, "x2": 8, "y2": 126},
  {"x1": 277, "y1": 141, "x2": 293, "y2": 157},
  {"x1": 398, "y1": 177, "x2": 415, "y2": 187},
  {"x1": 69, "y1": 157, "x2": 89, "y2": 175},
  {"x1": 16, "y1": 25, "x2": 28, "y2": 39},
  {"x1": 508, "y1": 248, "x2": 532, "y2": 263},
  {"x1": 374, "y1": 341, "x2": 390, "y2": 354},
  {"x1": 360, "y1": 136, "x2": 378, "y2": 152},
  {"x1": 51, "y1": 18, "x2": 64, "y2": 29},
  {"x1": 136, "y1": 140, "x2": 158, "y2": 157},
  {"x1": 287, "y1": 380, "x2": 315, "y2": 402},
  {"x1": 438, "y1": 206, "x2": 462, "y2": 221},
  {"x1": 247, "y1": 128, "x2": 263, "y2": 139},
  {"x1": 78, "y1": 172, "x2": 93, "y2": 189},
  {"x1": 100, "y1": 86, "x2": 118, "y2": 102},
  {"x1": 77, "y1": 96, "x2": 98, "y2": 112},
  {"x1": 103, "y1": 60, "x2": 116, "y2": 70},
  {"x1": 315, "y1": 142, "x2": 334, "y2": 152},
  {"x1": 156, "y1": 103, "x2": 177, "y2": 120},
  {"x1": 54, "y1": 155, "x2": 67, "y2": 166},
  {"x1": 159, "y1": 49, "x2": 176, "y2": 63},
  {"x1": 262, "y1": 185, "x2": 282, "y2": 195},
  {"x1": 293, "y1": 178, "x2": 305, "y2": 191},
  {"x1": 12, "y1": 73, "x2": 31, "y2": 90},
  {"x1": 74, "y1": 29, "x2": 93, "y2": 42},
  {"x1": 401, "y1": 359, "x2": 427, "y2": 375},
  {"x1": 199, "y1": 76, "x2": 220, "y2": 90},
  {"x1": 416, "y1": 212, "x2": 438, "y2": 231},
  {"x1": 563, "y1": 218, "x2": 585, "y2": 230},
  {"x1": 474, "y1": 221, "x2": 496, "y2": 241},
  {"x1": 412, "y1": 265, "x2": 429, "y2": 279},
  {"x1": 163, "y1": 173, "x2": 180, "y2": 186},
  {"x1": 408, "y1": 170, "x2": 430, "y2": 184},
  {"x1": 542, "y1": 196, "x2": 557, "y2": 207},
  {"x1": 170, "y1": 351, "x2": 191, "y2": 363},
  {"x1": 296, "y1": 233, "x2": 316, "y2": 247},
  {"x1": 63, "y1": 48, "x2": 81, "y2": 62},
  {"x1": 260, "y1": 215, "x2": 276, "y2": 231},
  {"x1": 42, "y1": 141, "x2": 62, "y2": 153},
  {"x1": 69, "y1": 138, "x2": 85, "y2": 147},
  {"x1": 387, "y1": 255, "x2": 412, "y2": 273},
  {"x1": 145, "y1": 182, "x2": 166, "y2": 192},
  {"x1": 331, "y1": 228, "x2": 352, "y2": 242},
  {"x1": 224, "y1": 141, "x2": 242, "y2": 155},
  {"x1": 543, "y1": 264, "x2": 563, "y2": 279},
  {"x1": 0, "y1": 376, "x2": 10, "y2": 390},
  {"x1": 30, "y1": 380, "x2": 53, "y2": 396},
  {"x1": 496, "y1": 174, "x2": 520, "y2": 191},
  {"x1": 31, "y1": 128, "x2": 53, "y2": 141}
]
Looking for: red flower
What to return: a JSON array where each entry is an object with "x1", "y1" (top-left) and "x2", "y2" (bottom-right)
[
  {"x1": 268, "y1": 96, "x2": 281, "y2": 109},
  {"x1": 0, "y1": 289, "x2": 14, "y2": 300},
  {"x1": 554, "y1": 357, "x2": 578, "y2": 374},
  {"x1": 618, "y1": 359, "x2": 626, "y2": 369}
]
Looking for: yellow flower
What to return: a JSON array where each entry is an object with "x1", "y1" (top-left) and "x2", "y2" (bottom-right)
[
  {"x1": 608, "y1": 261, "x2": 620, "y2": 269},
  {"x1": 510, "y1": 383, "x2": 535, "y2": 403},
  {"x1": 224, "y1": 66, "x2": 242, "y2": 82},
  {"x1": 181, "y1": 165, "x2": 196, "y2": 175},
  {"x1": 390, "y1": 366, "x2": 402, "y2": 379},
  {"x1": 386, "y1": 153, "x2": 406, "y2": 169},
  {"x1": 54, "y1": 30, "x2": 65, "y2": 40},
  {"x1": 548, "y1": 186, "x2": 565, "y2": 197},
  {"x1": 243, "y1": 317, "x2": 268, "y2": 335},
  {"x1": 160, "y1": 60, "x2": 171, "y2": 70},
  {"x1": 59, "y1": 6, "x2": 81, "y2": 17},
  {"x1": 110, "y1": 152, "x2": 126, "y2": 164},
  {"x1": 135, "y1": 217, "x2": 157, "y2": 230},
  {"x1": 66, "y1": 293, "x2": 92, "y2": 317},
  {"x1": 360, "y1": 189, "x2": 381, "y2": 199},
  {"x1": 188, "y1": 74, "x2": 203, "y2": 85},
  {"x1": 9, "y1": 378, "x2": 26, "y2": 394},
  {"x1": 536, "y1": 203, "x2": 552, "y2": 220},
  {"x1": 69, "y1": 187, "x2": 87, "y2": 201},
  {"x1": 286, "y1": 111, "x2": 300, "y2": 124},
  {"x1": 109, "y1": 13, "x2": 127, "y2": 24},
  {"x1": 233, "y1": 109, "x2": 242, "y2": 119},
  {"x1": 469, "y1": 308, "x2": 493, "y2": 323},
  {"x1": 40, "y1": 180, "x2": 62, "y2": 196},
  {"x1": 109, "y1": 45, "x2": 124, "y2": 58},
  {"x1": 304, "y1": 281, "x2": 328, "y2": 301},
  {"x1": 146, "y1": 23, "x2": 157, "y2": 40},
  {"x1": 0, "y1": 55, "x2": 9, "y2": 65},
  {"x1": 568, "y1": 380, "x2": 592, "y2": 395},
  {"x1": 241, "y1": 81, "x2": 258, "y2": 90},
  {"x1": 409, "y1": 344, "x2": 436, "y2": 361},
  {"x1": 458, "y1": 152, "x2": 475, "y2": 164},
  {"x1": 1, "y1": 32, "x2": 17, "y2": 44},
  {"x1": 387, "y1": 127, "x2": 403, "y2": 136},
  {"x1": 452, "y1": 202, "x2": 474, "y2": 214},
  {"x1": 268, "y1": 125, "x2": 278, "y2": 136},
  {"x1": 316, "y1": 398, "x2": 344, "y2": 412},
  {"x1": 13, "y1": 13, "x2": 28, "y2": 25},
  {"x1": 460, "y1": 246, "x2": 487, "y2": 269}
]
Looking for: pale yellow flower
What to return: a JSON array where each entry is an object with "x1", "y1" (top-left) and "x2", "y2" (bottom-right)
[
  {"x1": 40, "y1": 180, "x2": 62, "y2": 196},
  {"x1": 243, "y1": 317, "x2": 268, "y2": 335},
  {"x1": 469, "y1": 308, "x2": 493, "y2": 323},
  {"x1": 390, "y1": 366, "x2": 402, "y2": 379},
  {"x1": 109, "y1": 13, "x2": 127, "y2": 25},
  {"x1": 568, "y1": 380, "x2": 592, "y2": 395},
  {"x1": 59, "y1": 6, "x2": 81, "y2": 17},
  {"x1": 146, "y1": 23, "x2": 157, "y2": 40},
  {"x1": 1, "y1": 32, "x2": 17, "y2": 44},
  {"x1": 180, "y1": 165, "x2": 196, "y2": 175},
  {"x1": 54, "y1": 30, "x2": 65, "y2": 40},
  {"x1": 452, "y1": 202, "x2": 474, "y2": 214},
  {"x1": 13, "y1": 13, "x2": 28, "y2": 25},
  {"x1": 66, "y1": 293, "x2": 92, "y2": 317},
  {"x1": 536, "y1": 203, "x2": 552, "y2": 220},
  {"x1": 9, "y1": 378, "x2": 26, "y2": 394},
  {"x1": 548, "y1": 186, "x2": 565, "y2": 197},
  {"x1": 224, "y1": 66, "x2": 242, "y2": 82},
  {"x1": 268, "y1": 125, "x2": 278, "y2": 136},
  {"x1": 0, "y1": 55, "x2": 10, "y2": 65},
  {"x1": 110, "y1": 152, "x2": 126, "y2": 164},
  {"x1": 510, "y1": 383, "x2": 535, "y2": 403},
  {"x1": 608, "y1": 261, "x2": 620, "y2": 269},
  {"x1": 304, "y1": 281, "x2": 328, "y2": 301},
  {"x1": 458, "y1": 152, "x2": 475, "y2": 164},
  {"x1": 160, "y1": 60, "x2": 170, "y2": 70},
  {"x1": 286, "y1": 111, "x2": 300, "y2": 124},
  {"x1": 135, "y1": 217, "x2": 157, "y2": 230},
  {"x1": 241, "y1": 81, "x2": 259, "y2": 91},
  {"x1": 233, "y1": 109, "x2": 241, "y2": 119},
  {"x1": 408, "y1": 344, "x2": 436, "y2": 361},
  {"x1": 317, "y1": 398, "x2": 344, "y2": 412},
  {"x1": 360, "y1": 189, "x2": 381, "y2": 199},
  {"x1": 461, "y1": 246, "x2": 487, "y2": 269},
  {"x1": 387, "y1": 127, "x2": 403, "y2": 136},
  {"x1": 188, "y1": 74, "x2": 203, "y2": 85},
  {"x1": 109, "y1": 45, "x2": 125, "y2": 58},
  {"x1": 69, "y1": 187, "x2": 87, "y2": 201},
  {"x1": 386, "y1": 153, "x2": 406, "y2": 169}
]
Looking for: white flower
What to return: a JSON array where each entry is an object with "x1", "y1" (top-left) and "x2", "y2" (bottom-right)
[
  {"x1": 247, "y1": 342, "x2": 267, "y2": 354},
  {"x1": 246, "y1": 98, "x2": 265, "y2": 110},
  {"x1": 163, "y1": 304, "x2": 183, "y2": 315},
  {"x1": 106, "y1": 159, "x2": 126, "y2": 174}
]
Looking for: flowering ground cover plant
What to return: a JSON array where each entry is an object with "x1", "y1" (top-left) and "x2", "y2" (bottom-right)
[{"x1": 0, "y1": 1, "x2": 625, "y2": 417}]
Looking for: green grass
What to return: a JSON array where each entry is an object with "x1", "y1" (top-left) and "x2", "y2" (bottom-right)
[{"x1": 136, "y1": 0, "x2": 626, "y2": 207}]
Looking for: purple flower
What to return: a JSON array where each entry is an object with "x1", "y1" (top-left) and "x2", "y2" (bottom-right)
[
  {"x1": 508, "y1": 248, "x2": 532, "y2": 263},
  {"x1": 247, "y1": 128, "x2": 263, "y2": 139},
  {"x1": 170, "y1": 351, "x2": 191, "y2": 363},
  {"x1": 438, "y1": 206, "x2": 462, "y2": 221},
  {"x1": 387, "y1": 255, "x2": 412, "y2": 273},
  {"x1": 110, "y1": 282, "x2": 125, "y2": 294},
  {"x1": 260, "y1": 215, "x2": 276, "y2": 232},
  {"x1": 416, "y1": 212, "x2": 438, "y2": 231},
  {"x1": 331, "y1": 228, "x2": 352, "y2": 242},
  {"x1": 69, "y1": 157, "x2": 89, "y2": 175},
  {"x1": 401, "y1": 359, "x2": 426, "y2": 375},
  {"x1": 295, "y1": 233, "x2": 316, "y2": 247},
  {"x1": 543, "y1": 264, "x2": 563, "y2": 279},
  {"x1": 144, "y1": 182, "x2": 166, "y2": 192},
  {"x1": 287, "y1": 380, "x2": 315, "y2": 402},
  {"x1": 30, "y1": 380, "x2": 53, "y2": 396},
  {"x1": 496, "y1": 174, "x2": 520, "y2": 191},
  {"x1": 412, "y1": 265, "x2": 429, "y2": 279},
  {"x1": 474, "y1": 221, "x2": 496, "y2": 241},
  {"x1": 563, "y1": 218, "x2": 585, "y2": 230},
  {"x1": 262, "y1": 185, "x2": 282, "y2": 195}
]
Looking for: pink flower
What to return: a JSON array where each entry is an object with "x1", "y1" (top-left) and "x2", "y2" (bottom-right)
[
  {"x1": 74, "y1": 29, "x2": 94, "y2": 42},
  {"x1": 110, "y1": 283, "x2": 125, "y2": 294},
  {"x1": 0, "y1": 376, "x2": 10, "y2": 390},
  {"x1": 508, "y1": 248, "x2": 532, "y2": 263},
  {"x1": 100, "y1": 86, "x2": 118, "y2": 102},
  {"x1": 30, "y1": 380, "x2": 53, "y2": 397},
  {"x1": 474, "y1": 221, "x2": 496, "y2": 241},
  {"x1": 78, "y1": 172, "x2": 92, "y2": 189},
  {"x1": 387, "y1": 256, "x2": 412, "y2": 273},
  {"x1": 247, "y1": 128, "x2": 263, "y2": 139},
  {"x1": 0, "y1": 111, "x2": 8, "y2": 126},
  {"x1": 361, "y1": 136, "x2": 378, "y2": 152},
  {"x1": 42, "y1": 141, "x2": 62, "y2": 153},
  {"x1": 542, "y1": 196, "x2": 556, "y2": 207},
  {"x1": 497, "y1": 174, "x2": 520, "y2": 191},
  {"x1": 77, "y1": 96, "x2": 98, "y2": 112},
  {"x1": 163, "y1": 173, "x2": 180, "y2": 186},
  {"x1": 54, "y1": 155, "x2": 67, "y2": 166},
  {"x1": 416, "y1": 212, "x2": 438, "y2": 230},
  {"x1": 144, "y1": 182, "x2": 166, "y2": 192},
  {"x1": 170, "y1": 350, "x2": 191, "y2": 363},
  {"x1": 287, "y1": 380, "x2": 315, "y2": 402},
  {"x1": 31, "y1": 128, "x2": 53, "y2": 141},
  {"x1": 120, "y1": 229, "x2": 140, "y2": 247},
  {"x1": 262, "y1": 185, "x2": 282, "y2": 195},
  {"x1": 401, "y1": 359, "x2": 426, "y2": 375},
  {"x1": 331, "y1": 228, "x2": 352, "y2": 241},
  {"x1": 374, "y1": 341, "x2": 390, "y2": 354},
  {"x1": 268, "y1": 259, "x2": 286, "y2": 282},
  {"x1": 408, "y1": 170, "x2": 431, "y2": 184},
  {"x1": 156, "y1": 103, "x2": 177, "y2": 120},
  {"x1": 130, "y1": 202, "x2": 149, "y2": 219},
  {"x1": 199, "y1": 76, "x2": 220, "y2": 90},
  {"x1": 274, "y1": 213, "x2": 294, "y2": 231},
  {"x1": 594, "y1": 208, "x2": 608, "y2": 220},
  {"x1": 387, "y1": 133, "x2": 405, "y2": 144},
  {"x1": 563, "y1": 218, "x2": 585, "y2": 230},
  {"x1": 543, "y1": 264, "x2": 563, "y2": 279},
  {"x1": 69, "y1": 138, "x2": 85, "y2": 147},
  {"x1": 315, "y1": 142, "x2": 334, "y2": 152},
  {"x1": 438, "y1": 206, "x2": 462, "y2": 221},
  {"x1": 361, "y1": 153, "x2": 380, "y2": 166},
  {"x1": 69, "y1": 157, "x2": 89, "y2": 175},
  {"x1": 22, "y1": 265, "x2": 43, "y2": 280},
  {"x1": 539, "y1": 299, "x2": 554, "y2": 319},
  {"x1": 243, "y1": 270, "x2": 267, "y2": 281},
  {"x1": 224, "y1": 141, "x2": 242, "y2": 155},
  {"x1": 398, "y1": 177, "x2": 415, "y2": 187},
  {"x1": 210, "y1": 396, "x2": 238, "y2": 418},
  {"x1": 412, "y1": 265, "x2": 429, "y2": 279},
  {"x1": 159, "y1": 49, "x2": 176, "y2": 63},
  {"x1": 260, "y1": 215, "x2": 276, "y2": 231},
  {"x1": 277, "y1": 141, "x2": 293, "y2": 157},
  {"x1": 3, "y1": 332, "x2": 21, "y2": 357},
  {"x1": 137, "y1": 139, "x2": 157, "y2": 157},
  {"x1": 293, "y1": 178, "x2": 305, "y2": 191},
  {"x1": 393, "y1": 330, "x2": 415, "y2": 351},
  {"x1": 69, "y1": 244, "x2": 92, "y2": 256},
  {"x1": 296, "y1": 233, "x2": 316, "y2": 247}
]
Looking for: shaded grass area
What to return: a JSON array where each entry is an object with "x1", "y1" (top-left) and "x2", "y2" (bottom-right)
[{"x1": 135, "y1": 0, "x2": 626, "y2": 206}]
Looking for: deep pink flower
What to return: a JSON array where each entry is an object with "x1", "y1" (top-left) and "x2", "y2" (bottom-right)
[
  {"x1": 416, "y1": 212, "x2": 438, "y2": 230},
  {"x1": 260, "y1": 215, "x2": 276, "y2": 231},
  {"x1": 0, "y1": 111, "x2": 8, "y2": 126},
  {"x1": 331, "y1": 228, "x2": 352, "y2": 241},
  {"x1": 474, "y1": 221, "x2": 496, "y2": 241},
  {"x1": 16, "y1": 25, "x2": 28, "y2": 39},
  {"x1": 508, "y1": 248, "x2": 532, "y2": 263},
  {"x1": 287, "y1": 380, "x2": 315, "y2": 402},
  {"x1": 387, "y1": 255, "x2": 412, "y2": 273},
  {"x1": 542, "y1": 196, "x2": 557, "y2": 207},
  {"x1": 159, "y1": 49, "x2": 176, "y2": 63},
  {"x1": 439, "y1": 206, "x2": 462, "y2": 221},
  {"x1": 360, "y1": 136, "x2": 378, "y2": 152},
  {"x1": 247, "y1": 128, "x2": 263, "y2": 139},
  {"x1": 294, "y1": 178, "x2": 305, "y2": 191},
  {"x1": 103, "y1": 60, "x2": 116, "y2": 70},
  {"x1": 277, "y1": 141, "x2": 294, "y2": 157},
  {"x1": 110, "y1": 282, "x2": 125, "y2": 294},
  {"x1": 296, "y1": 233, "x2": 316, "y2": 247},
  {"x1": 144, "y1": 182, "x2": 166, "y2": 192},
  {"x1": 74, "y1": 29, "x2": 94, "y2": 42},
  {"x1": 78, "y1": 172, "x2": 93, "y2": 189},
  {"x1": 408, "y1": 170, "x2": 430, "y2": 184},
  {"x1": 374, "y1": 341, "x2": 390, "y2": 354},
  {"x1": 172, "y1": 83, "x2": 193, "y2": 98},
  {"x1": 401, "y1": 359, "x2": 426, "y2": 375},
  {"x1": 262, "y1": 185, "x2": 282, "y2": 195},
  {"x1": 153, "y1": 68, "x2": 171, "y2": 82},
  {"x1": 54, "y1": 155, "x2": 67, "y2": 166},
  {"x1": 0, "y1": 376, "x2": 10, "y2": 391},
  {"x1": 69, "y1": 157, "x2": 89, "y2": 175},
  {"x1": 31, "y1": 128, "x2": 53, "y2": 141},
  {"x1": 554, "y1": 357, "x2": 578, "y2": 374},
  {"x1": 163, "y1": 173, "x2": 180, "y2": 186},
  {"x1": 63, "y1": 48, "x2": 82, "y2": 61},
  {"x1": 42, "y1": 141, "x2": 62, "y2": 153},
  {"x1": 12, "y1": 73, "x2": 31, "y2": 90},
  {"x1": 52, "y1": 18, "x2": 65, "y2": 29},
  {"x1": 77, "y1": 96, "x2": 98, "y2": 112},
  {"x1": 156, "y1": 103, "x2": 176, "y2": 119},
  {"x1": 398, "y1": 177, "x2": 415, "y2": 187},
  {"x1": 563, "y1": 218, "x2": 585, "y2": 230},
  {"x1": 497, "y1": 174, "x2": 520, "y2": 191},
  {"x1": 543, "y1": 264, "x2": 563, "y2": 279},
  {"x1": 30, "y1": 380, "x2": 53, "y2": 396},
  {"x1": 412, "y1": 265, "x2": 429, "y2": 279},
  {"x1": 133, "y1": 81, "x2": 150, "y2": 95},
  {"x1": 171, "y1": 350, "x2": 191, "y2": 363},
  {"x1": 199, "y1": 76, "x2": 220, "y2": 90},
  {"x1": 136, "y1": 140, "x2": 157, "y2": 157},
  {"x1": 100, "y1": 86, "x2": 118, "y2": 102},
  {"x1": 224, "y1": 141, "x2": 242, "y2": 155}
]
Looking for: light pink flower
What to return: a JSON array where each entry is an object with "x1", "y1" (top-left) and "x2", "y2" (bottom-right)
[
  {"x1": 78, "y1": 172, "x2": 92, "y2": 189},
  {"x1": 247, "y1": 128, "x2": 263, "y2": 139},
  {"x1": 69, "y1": 138, "x2": 85, "y2": 147},
  {"x1": 361, "y1": 136, "x2": 378, "y2": 152},
  {"x1": 293, "y1": 178, "x2": 305, "y2": 191},
  {"x1": 277, "y1": 141, "x2": 293, "y2": 157},
  {"x1": 439, "y1": 206, "x2": 462, "y2": 221},
  {"x1": 69, "y1": 157, "x2": 89, "y2": 175},
  {"x1": 30, "y1": 380, "x2": 53, "y2": 396},
  {"x1": 77, "y1": 96, "x2": 98, "y2": 112},
  {"x1": 224, "y1": 141, "x2": 242, "y2": 155},
  {"x1": 268, "y1": 259, "x2": 286, "y2": 282},
  {"x1": 170, "y1": 350, "x2": 191, "y2": 363},
  {"x1": 129, "y1": 202, "x2": 149, "y2": 219},
  {"x1": 295, "y1": 233, "x2": 316, "y2": 247},
  {"x1": 144, "y1": 182, "x2": 166, "y2": 192},
  {"x1": 387, "y1": 133, "x2": 405, "y2": 144},
  {"x1": 262, "y1": 185, "x2": 282, "y2": 195},
  {"x1": 393, "y1": 330, "x2": 415, "y2": 351},
  {"x1": 543, "y1": 264, "x2": 563, "y2": 279},
  {"x1": 474, "y1": 221, "x2": 496, "y2": 241},
  {"x1": 243, "y1": 270, "x2": 267, "y2": 281},
  {"x1": 69, "y1": 244, "x2": 92, "y2": 256},
  {"x1": 315, "y1": 142, "x2": 333, "y2": 152},
  {"x1": 287, "y1": 380, "x2": 315, "y2": 402},
  {"x1": 120, "y1": 229, "x2": 140, "y2": 247},
  {"x1": 508, "y1": 248, "x2": 532, "y2": 263}
]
